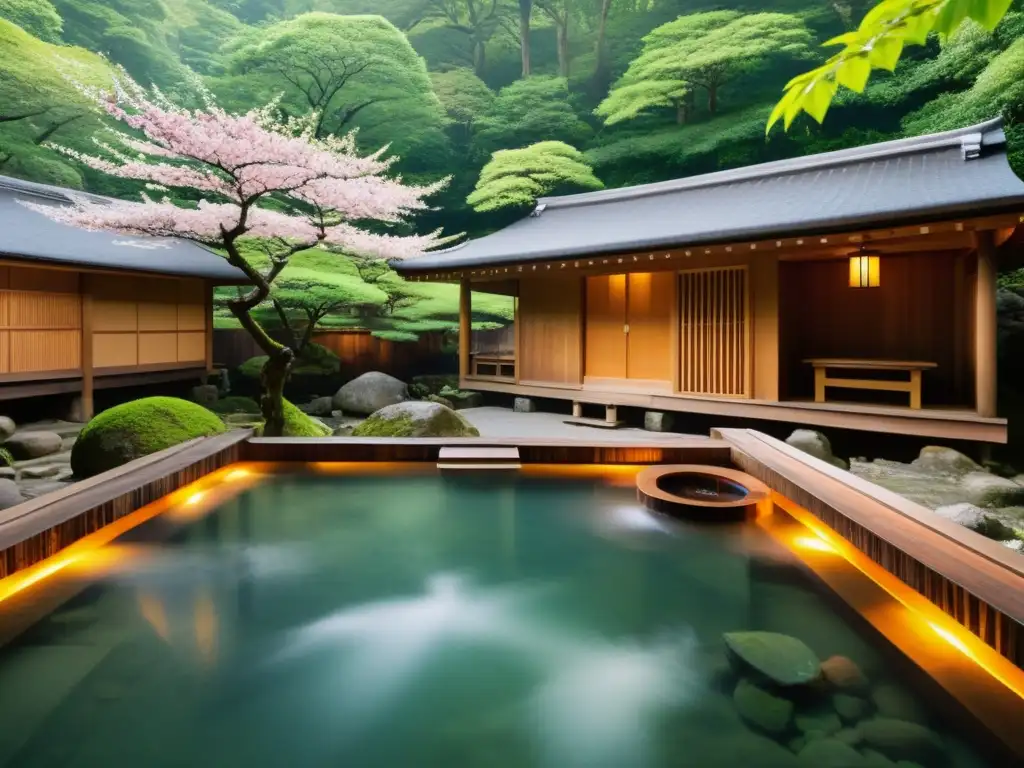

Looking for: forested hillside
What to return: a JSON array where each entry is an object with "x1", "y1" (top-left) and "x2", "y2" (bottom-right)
[{"x1": 1, "y1": 0, "x2": 1022, "y2": 338}]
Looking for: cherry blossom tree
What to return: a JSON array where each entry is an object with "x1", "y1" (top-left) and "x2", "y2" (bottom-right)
[{"x1": 23, "y1": 68, "x2": 454, "y2": 436}]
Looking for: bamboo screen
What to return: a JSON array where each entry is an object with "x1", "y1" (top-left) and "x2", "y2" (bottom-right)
[
  {"x1": 0, "y1": 266, "x2": 82, "y2": 374},
  {"x1": 679, "y1": 266, "x2": 750, "y2": 397}
]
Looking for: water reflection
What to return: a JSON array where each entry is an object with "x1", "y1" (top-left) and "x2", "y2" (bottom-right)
[{"x1": 271, "y1": 571, "x2": 698, "y2": 766}]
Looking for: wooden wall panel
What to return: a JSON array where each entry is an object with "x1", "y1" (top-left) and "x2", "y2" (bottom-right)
[
  {"x1": 93, "y1": 333, "x2": 138, "y2": 368},
  {"x1": 585, "y1": 274, "x2": 627, "y2": 379},
  {"x1": 8, "y1": 267, "x2": 78, "y2": 294},
  {"x1": 8, "y1": 292, "x2": 80, "y2": 329},
  {"x1": 177, "y1": 302, "x2": 206, "y2": 332},
  {"x1": 751, "y1": 255, "x2": 779, "y2": 400},
  {"x1": 177, "y1": 332, "x2": 206, "y2": 362},
  {"x1": 10, "y1": 330, "x2": 80, "y2": 372},
  {"x1": 138, "y1": 302, "x2": 178, "y2": 332},
  {"x1": 779, "y1": 252, "x2": 962, "y2": 404},
  {"x1": 518, "y1": 277, "x2": 583, "y2": 385},
  {"x1": 0, "y1": 267, "x2": 8, "y2": 290},
  {"x1": 679, "y1": 266, "x2": 750, "y2": 397},
  {"x1": 626, "y1": 272, "x2": 674, "y2": 382},
  {"x1": 138, "y1": 333, "x2": 178, "y2": 365},
  {"x1": 0, "y1": 332, "x2": 8, "y2": 374},
  {"x1": 93, "y1": 299, "x2": 138, "y2": 332}
]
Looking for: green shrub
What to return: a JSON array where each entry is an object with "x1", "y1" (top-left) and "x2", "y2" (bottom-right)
[
  {"x1": 0, "y1": 447, "x2": 13, "y2": 467},
  {"x1": 237, "y1": 343, "x2": 341, "y2": 380},
  {"x1": 71, "y1": 397, "x2": 226, "y2": 478},
  {"x1": 208, "y1": 396, "x2": 261, "y2": 415}
]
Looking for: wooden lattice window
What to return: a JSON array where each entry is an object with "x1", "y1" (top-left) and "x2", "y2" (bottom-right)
[{"x1": 679, "y1": 266, "x2": 750, "y2": 397}]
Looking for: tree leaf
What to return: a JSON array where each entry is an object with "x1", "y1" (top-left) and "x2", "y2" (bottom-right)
[
  {"x1": 868, "y1": 36, "x2": 904, "y2": 70},
  {"x1": 899, "y1": 13, "x2": 936, "y2": 45},
  {"x1": 934, "y1": 0, "x2": 975, "y2": 36},
  {"x1": 766, "y1": 93, "x2": 792, "y2": 133},
  {"x1": 802, "y1": 78, "x2": 838, "y2": 123},
  {"x1": 835, "y1": 55, "x2": 872, "y2": 92},
  {"x1": 972, "y1": 0, "x2": 1013, "y2": 29}
]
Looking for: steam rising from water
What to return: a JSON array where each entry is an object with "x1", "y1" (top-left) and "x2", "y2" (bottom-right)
[
  {"x1": 99, "y1": 543, "x2": 309, "y2": 587},
  {"x1": 274, "y1": 572, "x2": 698, "y2": 765}
]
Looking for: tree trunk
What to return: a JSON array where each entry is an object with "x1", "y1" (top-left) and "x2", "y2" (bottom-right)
[
  {"x1": 473, "y1": 39, "x2": 487, "y2": 78},
  {"x1": 519, "y1": 0, "x2": 532, "y2": 76},
  {"x1": 556, "y1": 21, "x2": 569, "y2": 78},
  {"x1": 707, "y1": 85, "x2": 718, "y2": 115},
  {"x1": 676, "y1": 102, "x2": 686, "y2": 125},
  {"x1": 591, "y1": 0, "x2": 613, "y2": 96},
  {"x1": 259, "y1": 347, "x2": 293, "y2": 437}
]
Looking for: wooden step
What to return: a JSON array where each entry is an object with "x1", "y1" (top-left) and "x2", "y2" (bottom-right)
[{"x1": 437, "y1": 446, "x2": 521, "y2": 471}]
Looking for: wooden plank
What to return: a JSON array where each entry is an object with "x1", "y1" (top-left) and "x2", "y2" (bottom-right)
[
  {"x1": 203, "y1": 281, "x2": 214, "y2": 372},
  {"x1": 437, "y1": 447, "x2": 520, "y2": 462},
  {"x1": 716, "y1": 427, "x2": 1024, "y2": 671},
  {"x1": 459, "y1": 278, "x2": 471, "y2": 380},
  {"x1": 821, "y1": 376, "x2": 914, "y2": 393},
  {"x1": 459, "y1": 378, "x2": 1008, "y2": 443},
  {"x1": 805, "y1": 358, "x2": 938, "y2": 370}
]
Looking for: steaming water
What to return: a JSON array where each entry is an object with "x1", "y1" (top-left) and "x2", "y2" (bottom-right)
[{"x1": 0, "y1": 473, "x2": 1002, "y2": 767}]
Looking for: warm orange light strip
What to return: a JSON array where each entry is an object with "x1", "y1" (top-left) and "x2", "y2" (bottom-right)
[
  {"x1": 762, "y1": 497, "x2": 1024, "y2": 701},
  {"x1": 0, "y1": 463, "x2": 266, "y2": 605}
]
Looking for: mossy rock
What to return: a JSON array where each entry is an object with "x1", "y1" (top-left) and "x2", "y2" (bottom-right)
[
  {"x1": 724, "y1": 631, "x2": 821, "y2": 686},
  {"x1": 71, "y1": 397, "x2": 226, "y2": 478},
  {"x1": 438, "y1": 387, "x2": 483, "y2": 409},
  {"x1": 733, "y1": 678, "x2": 793, "y2": 735},
  {"x1": 255, "y1": 399, "x2": 332, "y2": 438},
  {"x1": 427, "y1": 394, "x2": 455, "y2": 409},
  {"x1": 352, "y1": 401, "x2": 479, "y2": 438},
  {"x1": 0, "y1": 447, "x2": 12, "y2": 468},
  {"x1": 207, "y1": 396, "x2": 261, "y2": 415}
]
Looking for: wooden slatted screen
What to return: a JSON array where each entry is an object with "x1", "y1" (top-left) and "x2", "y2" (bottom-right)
[{"x1": 680, "y1": 266, "x2": 750, "y2": 397}]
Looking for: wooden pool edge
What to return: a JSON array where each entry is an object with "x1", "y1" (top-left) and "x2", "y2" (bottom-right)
[{"x1": 714, "y1": 428, "x2": 1024, "y2": 670}]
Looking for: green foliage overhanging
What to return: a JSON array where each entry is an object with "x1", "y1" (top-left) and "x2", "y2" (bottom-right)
[{"x1": 769, "y1": 0, "x2": 1015, "y2": 132}]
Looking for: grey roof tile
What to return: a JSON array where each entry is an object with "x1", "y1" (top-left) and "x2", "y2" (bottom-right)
[
  {"x1": 0, "y1": 175, "x2": 249, "y2": 283},
  {"x1": 396, "y1": 118, "x2": 1024, "y2": 273}
]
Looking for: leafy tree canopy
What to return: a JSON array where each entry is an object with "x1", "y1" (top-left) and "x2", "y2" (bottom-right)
[
  {"x1": 0, "y1": 0, "x2": 62, "y2": 42},
  {"x1": 598, "y1": 11, "x2": 814, "y2": 124},
  {"x1": 222, "y1": 13, "x2": 450, "y2": 169},
  {"x1": 431, "y1": 66, "x2": 494, "y2": 127},
  {"x1": 473, "y1": 75, "x2": 591, "y2": 154},
  {"x1": 467, "y1": 140, "x2": 602, "y2": 211},
  {"x1": 769, "y1": 0, "x2": 1015, "y2": 132}
]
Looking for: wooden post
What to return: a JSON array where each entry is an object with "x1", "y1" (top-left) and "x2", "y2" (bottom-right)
[
  {"x1": 459, "y1": 278, "x2": 471, "y2": 382},
  {"x1": 974, "y1": 231, "x2": 998, "y2": 417},
  {"x1": 513, "y1": 292, "x2": 521, "y2": 384},
  {"x1": 80, "y1": 276, "x2": 94, "y2": 421},
  {"x1": 572, "y1": 401, "x2": 582, "y2": 418},
  {"x1": 204, "y1": 280, "x2": 214, "y2": 375}
]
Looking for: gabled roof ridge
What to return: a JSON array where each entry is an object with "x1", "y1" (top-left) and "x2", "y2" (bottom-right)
[{"x1": 537, "y1": 117, "x2": 1005, "y2": 212}]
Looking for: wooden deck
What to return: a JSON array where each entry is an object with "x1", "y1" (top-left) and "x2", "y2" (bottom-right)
[{"x1": 462, "y1": 377, "x2": 1008, "y2": 443}]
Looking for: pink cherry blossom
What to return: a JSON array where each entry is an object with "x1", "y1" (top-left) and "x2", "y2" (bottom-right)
[{"x1": 28, "y1": 66, "x2": 458, "y2": 261}]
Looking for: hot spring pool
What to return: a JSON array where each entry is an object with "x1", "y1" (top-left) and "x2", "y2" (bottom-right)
[{"x1": 0, "y1": 468, "x2": 1012, "y2": 767}]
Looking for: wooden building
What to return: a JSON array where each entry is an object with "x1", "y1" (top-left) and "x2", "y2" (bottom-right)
[
  {"x1": 0, "y1": 175, "x2": 248, "y2": 418},
  {"x1": 395, "y1": 119, "x2": 1024, "y2": 444}
]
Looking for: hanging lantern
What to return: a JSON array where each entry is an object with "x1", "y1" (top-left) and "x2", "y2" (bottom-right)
[{"x1": 849, "y1": 248, "x2": 880, "y2": 288}]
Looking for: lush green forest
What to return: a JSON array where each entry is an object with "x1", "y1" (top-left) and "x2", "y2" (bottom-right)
[{"x1": 1, "y1": 0, "x2": 1022, "y2": 339}]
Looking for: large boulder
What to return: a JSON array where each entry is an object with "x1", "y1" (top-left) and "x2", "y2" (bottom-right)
[
  {"x1": 0, "y1": 416, "x2": 15, "y2": 440},
  {"x1": 820, "y1": 656, "x2": 868, "y2": 693},
  {"x1": 190, "y1": 384, "x2": 219, "y2": 408},
  {"x1": 301, "y1": 397, "x2": 334, "y2": 417},
  {"x1": 71, "y1": 397, "x2": 226, "y2": 478},
  {"x1": 960, "y1": 471, "x2": 1024, "y2": 508},
  {"x1": 333, "y1": 372, "x2": 408, "y2": 416},
  {"x1": 933, "y1": 502, "x2": 1017, "y2": 540},
  {"x1": 5, "y1": 431, "x2": 63, "y2": 459},
  {"x1": 0, "y1": 479, "x2": 24, "y2": 510},
  {"x1": 352, "y1": 401, "x2": 480, "y2": 438},
  {"x1": 910, "y1": 446, "x2": 981, "y2": 475},
  {"x1": 785, "y1": 430, "x2": 848, "y2": 471},
  {"x1": 723, "y1": 631, "x2": 821, "y2": 686}
]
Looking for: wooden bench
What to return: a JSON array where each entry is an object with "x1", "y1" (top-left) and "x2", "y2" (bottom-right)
[
  {"x1": 470, "y1": 354, "x2": 515, "y2": 379},
  {"x1": 804, "y1": 358, "x2": 937, "y2": 409}
]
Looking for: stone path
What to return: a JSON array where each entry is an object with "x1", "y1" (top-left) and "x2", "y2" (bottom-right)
[{"x1": 1, "y1": 419, "x2": 85, "y2": 508}]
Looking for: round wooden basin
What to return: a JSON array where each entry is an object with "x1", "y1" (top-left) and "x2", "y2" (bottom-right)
[{"x1": 636, "y1": 464, "x2": 769, "y2": 522}]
